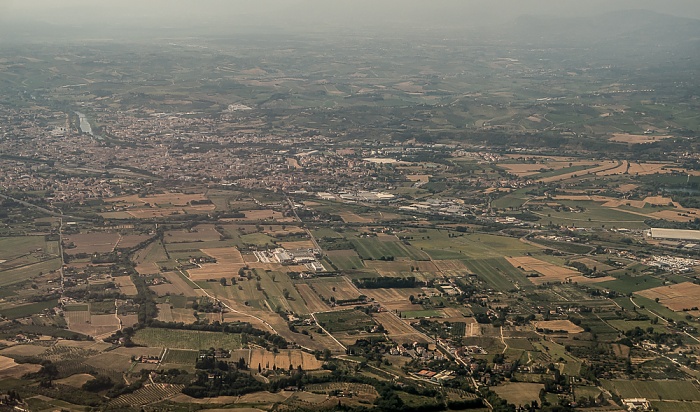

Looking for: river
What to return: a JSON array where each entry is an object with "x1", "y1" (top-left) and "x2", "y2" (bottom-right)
[{"x1": 75, "y1": 111, "x2": 93, "y2": 136}]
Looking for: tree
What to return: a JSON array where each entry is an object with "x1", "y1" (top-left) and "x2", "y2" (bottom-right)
[{"x1": 220, "y1": 277, "x2": 227, "y2": 286}]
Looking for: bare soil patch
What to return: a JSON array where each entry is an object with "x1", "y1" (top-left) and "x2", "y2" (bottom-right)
[{"x1": 0, "y1": 355, "x2": 40, "y2": 379}]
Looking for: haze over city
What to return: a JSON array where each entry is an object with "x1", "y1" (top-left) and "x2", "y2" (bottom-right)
[{"x1": 2, "y1": 0, "x2": 700, "y2": 33}]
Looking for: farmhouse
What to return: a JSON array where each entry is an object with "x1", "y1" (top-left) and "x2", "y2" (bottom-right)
[
  {"x1": 622, "y1": 398, "x2": 651, "y2": 411},
  {"x1": 650, "y1": 228, "x2": 700, "y2": 242}
]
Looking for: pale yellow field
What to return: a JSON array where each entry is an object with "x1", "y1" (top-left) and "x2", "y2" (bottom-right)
[
  {"x1": 165, "y1": 224, "x2": 221, "y2": 243},
  {"x1": 534, "y1": 320, "x2": 584, "y2": 334},
  {"x1": 638, "y1": 282, "x2": 700, "y2": 312},
  {"x1": 232, "y1": 349, "x2": 324, "y2": 371},
  {"x1": 373, "y1": 312, "x2": 429, "y2": 344},
  {"x1": 609, "y1": 133, "x2": 673, "y2": 144},
  {"x1": 279, "y1": 240, "x2": 315, "y2": 250},
  {"x1": 507, "y1": 256, "x2": 614, "y2": 285},
  {"x1": 114, "y1": 275, "x2": 138, "y2": 295},
  {"x1": 105, "y1": 192, "x2": 207, "y2": 207},
  {"x1": 338, "y1": 212, "x2": 374, "y2": 223},
  {"x1": 188, "y1": 247, "x2": 246, "y2": 280},
  {"x1": 296, "y1": 284, "x2": 331, "y2": 313}
]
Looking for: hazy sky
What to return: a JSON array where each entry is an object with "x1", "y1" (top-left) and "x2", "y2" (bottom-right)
[{"x1": 1, "y1": 0, "x2": 700, "y2": 33}]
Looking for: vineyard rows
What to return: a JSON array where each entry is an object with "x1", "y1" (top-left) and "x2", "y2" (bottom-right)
[{"x1": 110, "y1": 384, "x2": 185, "y2": 407}]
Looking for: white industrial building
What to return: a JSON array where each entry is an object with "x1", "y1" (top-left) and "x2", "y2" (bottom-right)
[{"x1": 649, "y1": 228, "x2": 700, "y2": 242}]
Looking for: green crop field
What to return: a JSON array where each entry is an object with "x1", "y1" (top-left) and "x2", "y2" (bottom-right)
[
  {"x1": 0, "y1": 258, "x2": 62, "y2": 287},
  {"x1": 602, "y1": 380, "x2": 700, "y2": 401},
  {"x1": 240, "y1": 233, "x2": 277, "y2": 247},
  {"x1": 463, "y1": 257, "x2": 532, "y2": 292},
  {"x1": 409, "y1": 231, "x2": 538, "y2": 261},
  {"x1": 162, "y1": 349, "x2": 199, "y2": 364},
  {"x1": 316, "y1": 309, "x2": 376, "y2": 333},
  {"x1": 528, "y1": 238, "x2": 594, "y2": 255},
  {"x1": 539, "y1": 201, "x2": 649, "y2": 229},
  {"x1": 326, "y1": 250, "x2": 364, "y2": 270},
  {"x1": 351, "y1": 238, "x2": 429, "y2": 261},
  {"x1": 401, "y1": 310, "x2": 443, "y2": 319},
  {"x1": 133, "y1": 328, "x2": 242, "y2": 350},
  {"x1": 0, "y1": 236, "x2": 49, "y2": 261},
  {"x1": 598, "y1": 274, "x2": 665, "y2": 295},
  {"x1": 652, "y1": 402, "x2": 700, "y2": 412},
  {"x1": 0, "y1": 299, "x2": 59, "y2": 320}
]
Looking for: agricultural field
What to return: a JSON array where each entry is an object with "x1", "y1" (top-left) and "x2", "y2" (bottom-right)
[
  {"x1": 533, "y1": 320, "x2": 584, "y2": 334},
  {"x1": 506, "y1": 256, "x2": 615, "y2": 285},
  {"x1": 492, "y1": 383, "x2": 544, "y2": 407},
  {"x1": 0, "y1": 355, "x2": 41, "y2": 379},
  {"x1": 133, "y1": 240, "x2": 170, "y2": 275},
  {"x1": 464, "y1": 257, "x2": 532, "y2": 291},
  {"x1": 110, "y1": 384, "x2": 186, "y2": 408},
  {"x1": 187, "y1": 247, "x2": 246, "y2": 280},
  {"x1": 599, "y1": 274, "x2": 665, "y2": 295},
  {"x1": 115, "y1": 234, "x2": 152, "y2": 249},
  {"x1": 326, "y1": 249, "x2": 364, "y2": 270},
  {"x1": 150, "y1": 271, "x2": 204, "y2": 297},
  {"x1": 161, "y1": 349, "x2": 199, "y2": 365},
  {"x1": 164, "y1": 224, "x2": 222, "y2": 243},
  {"x1": 0, "y1": 258, "x2": 61, "y2": 287},
  {"x1": 602, "y1": 380, "x2": 700, "y2": 401},
  {"x1": 232, "y1": 349, "x2": 324, "y2": 371},
  {"x1": 65, "y1": 309, "x2": 120, "y2": 337},
  {"x1": 350, "y1": 238, "x2": 429, "y2": 261},
  {"x1": 63, "y1": 232, "x2": 121, "y2": 254},
  {"x1": 306, "y1": 277, "x2": 362, "y2": 302},
  {"x1": 113, "y1": 275, "x2": 138, "y2": 296},
  {"x1": 373, "y1": 312, "x2": 429, "y2": 344},
  {"x1": 295, "y1": 283, "x2": 331, "y2": 313},
  {"x1": 637, "y1": 282, "x2": 700, "y2": 311},
  {"x1": 315, "y1": 309, "x2": 376, "y2": 333},
  {"x1": 132, "y1": 328, "x2": 242, "y2": 350}
]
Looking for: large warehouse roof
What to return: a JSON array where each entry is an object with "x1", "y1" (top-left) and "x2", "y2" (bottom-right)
[{"x1": 650, "y1": 228, "x2": 700, "y2": 241}]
